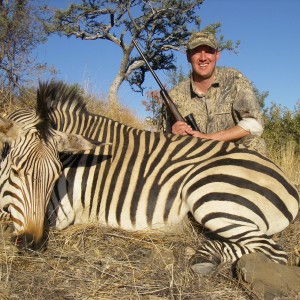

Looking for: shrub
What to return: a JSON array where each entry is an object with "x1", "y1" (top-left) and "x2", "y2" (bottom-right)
[{"x1": 263, "y1": 102, "x2": 300, "y2": 155}]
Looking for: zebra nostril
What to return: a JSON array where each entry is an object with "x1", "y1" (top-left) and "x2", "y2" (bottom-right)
[{"x1": 12, "y1": 234, "x2": 33, "y2": 250}]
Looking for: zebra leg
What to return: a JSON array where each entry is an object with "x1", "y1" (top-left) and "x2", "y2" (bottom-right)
[
  {"x1": 237, "y1": 233, "x2": 288, "y2": 264},
  {"x1": 190, "y1": 228, "x2": 288, "y2": 274}
]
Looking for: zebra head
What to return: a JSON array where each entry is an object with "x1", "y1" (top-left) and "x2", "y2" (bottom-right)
[{"x1": 0, "y1": 87, "x2": 108, "y2": 252}]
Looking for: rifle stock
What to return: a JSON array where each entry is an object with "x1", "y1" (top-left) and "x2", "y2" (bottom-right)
[{"x1": 133, "y1": 39, "x2": 199, "y2": 131}]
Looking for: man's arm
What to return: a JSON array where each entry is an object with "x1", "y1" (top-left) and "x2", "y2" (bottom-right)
[{"x1": 172, "y1": 121, "x2": 250, "y2": 142}]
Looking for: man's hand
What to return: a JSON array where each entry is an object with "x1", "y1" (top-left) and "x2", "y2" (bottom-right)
[
  {"x1": 171, "y1": 121, "x2": 192, "y2": 135},
  {"x1": 186, "y1": 129, "x2": 208, "y2": 139},
  {"x1": 172, "y1": 121, "x2": 250, "y2": 142},
  {"x1": 172, "y1": 121, "x2": 207, "y2": 138}
]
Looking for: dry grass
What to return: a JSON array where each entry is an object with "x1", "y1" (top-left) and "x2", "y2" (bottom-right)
[
  {"x1": 268, "y1": 141, "x2": 300, "y2": 189},
  {"x1": 1, "y1": 217, "x2": 299, "y2": 300},
  {"x1": 0, "y1": 85, "x2": 148, "y2": 131},
  {"x1": 84, "y1": 92, "x2": 148, "y2": 130},
  {"x1": 0, "y1": 221, "x2": 254, "y2": 300}
]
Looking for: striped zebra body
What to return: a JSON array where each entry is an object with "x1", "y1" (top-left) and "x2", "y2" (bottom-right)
[{"x1": 0, "y1": 82, "x2": 299, "y2": 268}]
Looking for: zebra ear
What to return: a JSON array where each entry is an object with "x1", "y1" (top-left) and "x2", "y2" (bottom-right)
[
  {"x1": 53, "y1": 130, "x2": 111, "y2": 153},
  {"x1": 0, "y1": 116, "x2": 22, "y2": 144}
]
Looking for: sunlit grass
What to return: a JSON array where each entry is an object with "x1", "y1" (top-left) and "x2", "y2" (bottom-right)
[{"x1": 269, "y1": 141, "x2": 300, "y2": 188}]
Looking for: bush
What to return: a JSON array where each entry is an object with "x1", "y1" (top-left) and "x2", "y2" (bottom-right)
[{"x1": 263, "y1": 102, "x2": 300, "y2": 155}]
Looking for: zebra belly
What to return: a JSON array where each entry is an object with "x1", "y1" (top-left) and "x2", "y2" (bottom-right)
[
  {"x1": 50, "y1": 170, "x2": 190, "y2": 231},
  {"x1": 53, "y1": 194, "x2": 189, "y2": 231}
]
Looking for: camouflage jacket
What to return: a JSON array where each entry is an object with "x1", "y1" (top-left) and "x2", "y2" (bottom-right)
[{"x1": 163, "y1": 67, "x2": 264, "y2": 135}]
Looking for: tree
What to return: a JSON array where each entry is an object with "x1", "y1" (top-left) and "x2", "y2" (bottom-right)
[
  {"x1": 47, "y1": 0, "x2": 238, "y2": 117},
  {"x1": 0, "y1": 0, "x2": 48, "y2": 91}
]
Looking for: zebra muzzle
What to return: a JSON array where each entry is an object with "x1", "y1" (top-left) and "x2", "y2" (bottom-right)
[{"x1": 12, "y1": 230, "x2": 49, "y2": 252}]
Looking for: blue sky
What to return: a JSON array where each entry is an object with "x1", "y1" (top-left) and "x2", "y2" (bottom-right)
[{"x1": 36, "y1": 0, "x2": 300, "y2": 119}]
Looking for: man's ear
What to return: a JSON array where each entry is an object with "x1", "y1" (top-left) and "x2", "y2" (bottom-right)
[{"x1": 186, "y1": 50, "x2": 191, "y2": 63}]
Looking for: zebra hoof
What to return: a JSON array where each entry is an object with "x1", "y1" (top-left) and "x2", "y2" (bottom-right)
[
  {"x1": 189, "y1": 251, "x2": 218, "y2": 275},
  {"x1": 190, "y1": 261, "x2": 216, "y2": 275}
]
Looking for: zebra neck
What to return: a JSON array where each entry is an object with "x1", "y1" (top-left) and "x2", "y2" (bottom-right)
[{"x1": 53, "y1": 112, "x2": 145, "y2": 144}]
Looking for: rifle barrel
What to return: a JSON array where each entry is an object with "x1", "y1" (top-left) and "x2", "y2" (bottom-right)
[
  {"x1": 132, "y1": 39, "x2": 185, "y2": 123},
  {"x1": 133, "y1": 39, "x2": 200, "y2": 131},
  {"x1": 132, "y1": 39, "x2": 165, "y2": 91}
]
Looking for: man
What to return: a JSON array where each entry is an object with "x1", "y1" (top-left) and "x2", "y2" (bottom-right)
[{"x1": 163, "y1": 31, "x2": 267, "y2": 155}]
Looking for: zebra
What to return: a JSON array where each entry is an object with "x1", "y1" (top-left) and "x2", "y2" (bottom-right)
[
  {"x1": 0, "y1": 90, "x2": 108, "y2": 250},
  {"x1": 0, "y1": 81, "x2": 298, "y2": 273}
]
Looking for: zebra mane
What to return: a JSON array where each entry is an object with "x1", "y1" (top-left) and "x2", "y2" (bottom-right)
[{"x1": 36, "y1": 81, "x2": 88, "y2": 140}]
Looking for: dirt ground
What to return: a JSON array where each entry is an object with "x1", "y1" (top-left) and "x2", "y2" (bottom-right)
[{"x1": 0, "y1": 214, "x2": 299, "y2": 300}]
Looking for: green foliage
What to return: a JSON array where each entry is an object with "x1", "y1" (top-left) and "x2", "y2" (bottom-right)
[
  {"x1": 166, "y1": 65, "x2": 187, "y2": 87},
  {"x1": 263, "y1": 102, "x2": 300, "y2": 154},
  {"x1": 253, "y1": 85, "x2": 269, "y2": 109},
  {"x1": 198, "y1": 23, "x2": 240, "y2": 53}
]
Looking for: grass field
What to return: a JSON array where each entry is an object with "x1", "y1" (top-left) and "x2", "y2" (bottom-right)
[{"x1": 0, "y1": 212, "x2": 299, "y2": 299}]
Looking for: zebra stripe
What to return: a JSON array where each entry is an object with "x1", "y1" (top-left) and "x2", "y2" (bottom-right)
[{"x1": 0, "y1": 81, "x2": 298, "y2": 268}]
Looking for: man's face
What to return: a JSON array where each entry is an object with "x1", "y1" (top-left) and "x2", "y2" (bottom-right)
[{"x1": 187, "y1": 45, "x2": 220, "y2": 80}]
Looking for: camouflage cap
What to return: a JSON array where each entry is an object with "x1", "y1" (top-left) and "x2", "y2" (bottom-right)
[{"x1": 187, "y1": 31, "x2": 217, "y2": 50}]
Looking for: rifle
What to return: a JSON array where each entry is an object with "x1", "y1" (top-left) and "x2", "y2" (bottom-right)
[{"x1": 132, "y1": 39, "x2": 199, "y2": 131}]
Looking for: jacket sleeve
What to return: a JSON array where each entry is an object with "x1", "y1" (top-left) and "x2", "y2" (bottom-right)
[{"x1": 232, "y1": 74, "x2": 264, "y2": 135}]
